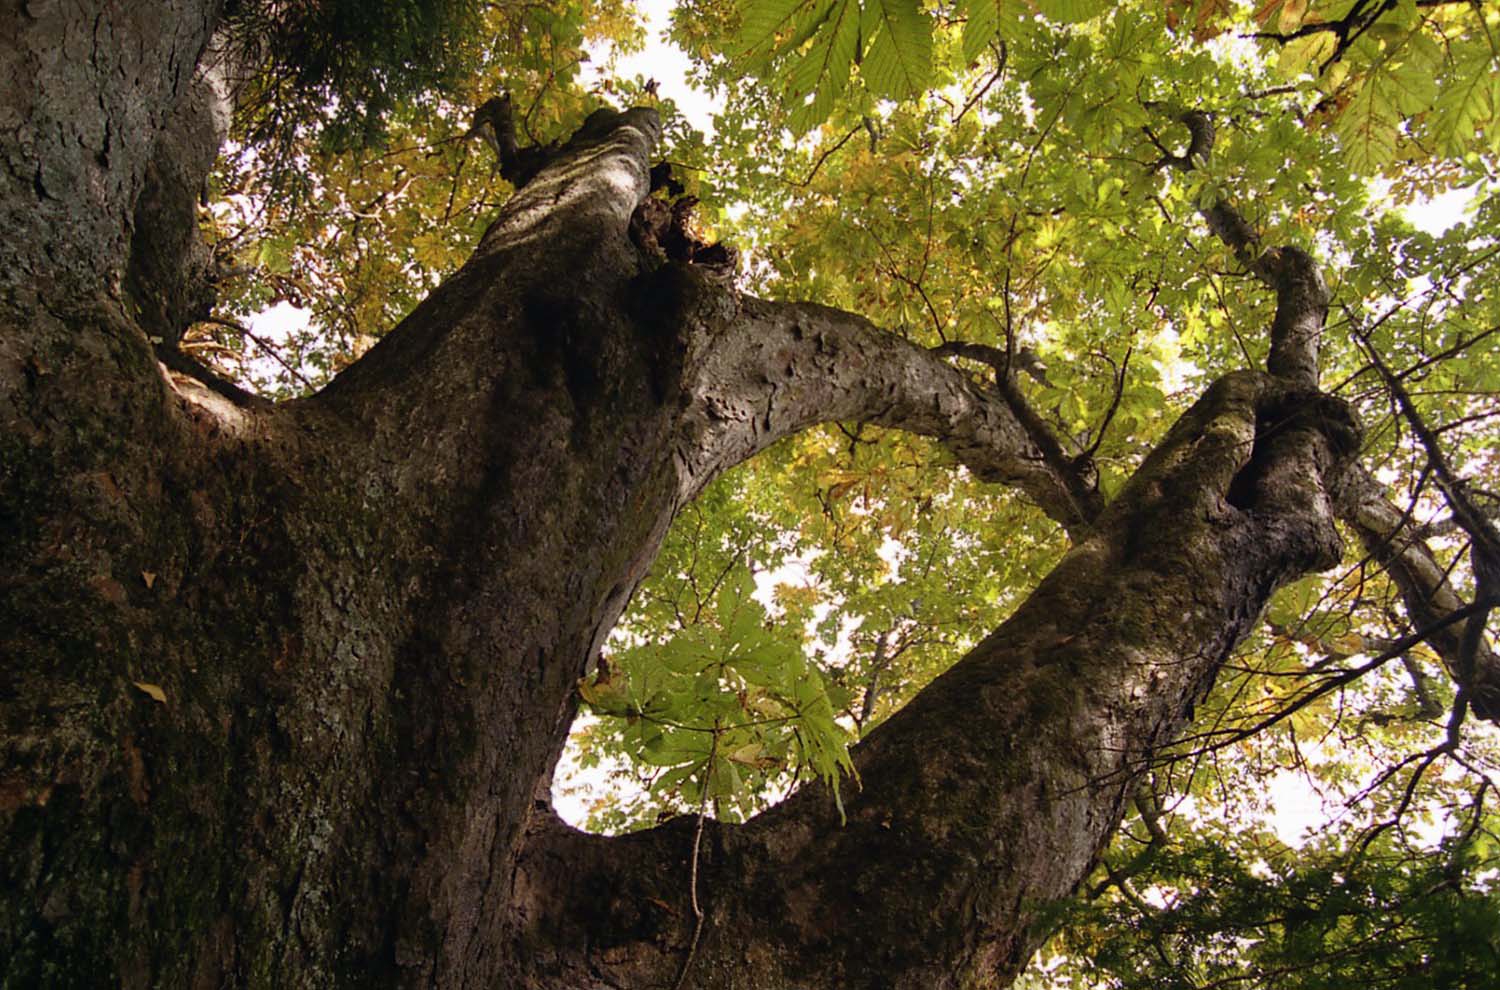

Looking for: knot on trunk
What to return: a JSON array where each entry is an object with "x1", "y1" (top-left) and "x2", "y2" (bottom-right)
[{"x1": 629, "y1": 175, "x2": 738, "y2": 284}]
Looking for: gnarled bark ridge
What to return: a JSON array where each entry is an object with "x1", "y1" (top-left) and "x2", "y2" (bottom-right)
[{"x1": 0, "y1": 7, "x2": 1481, "y2": 989}]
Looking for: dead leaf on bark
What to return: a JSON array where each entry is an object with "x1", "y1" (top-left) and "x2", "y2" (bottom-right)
[{"x1": 133, "y1": 681, "x2": 167, "y2": 704}]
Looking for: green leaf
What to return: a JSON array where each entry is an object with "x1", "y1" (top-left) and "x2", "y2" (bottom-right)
[
  {"x1": 1275, "y1": 31, "x2": 1336, "y2": 78},
  {"x1": 1336, "y1": 73, "x2": 1401, "y2": 172},
  {"x1": 785, "y1": 0, "x2": 862, "y2": 132},
  {"x1": 960, "y1": 0, "x2": 1030, "y2": 63},
  {"x1": 961, "y1": 0, "x2": 998, "y2": 63},
  {"x1": 735, "y1": 0, "x2": 828, "y2": 59},
  {"x1": 1036, "y1": 0, "x2": 1108, "y2": 24},
  {"x1": 1432, "y1": 45, "x2": 1498, "y2": 157},
  {"x1": 858, "y1": 0, "x2": 933, "y2": 100},
  {"x1": 715, "y1": 561, "x2": 757, "y2": 620}
]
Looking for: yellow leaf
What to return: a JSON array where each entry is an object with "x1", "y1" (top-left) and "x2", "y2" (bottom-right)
[
  {"x1": 727, "y1": 742, "x2": 764, "y2": 765},
  {"x1": 141, "y1": 571, "x2": 156, "y2": 589},
  {"x1": 133, "y1": 681, "x2": 167, "y2": 704},
  {"x1": 1277, "y1": 0, "x2": 1308, "y2": 34},
  {"x1": 1332, "y1": 632, "x2": 1365, "y2": 655},
  {"x1": 1252, "y1": 0, "x2": 1284, "y2": 26},
  {"x1": 577, "y1": 674, "x2": 630, "y2": 713},
  {"x1": 1277, "y1": 32, "x2": 1337, "y2": 78}
]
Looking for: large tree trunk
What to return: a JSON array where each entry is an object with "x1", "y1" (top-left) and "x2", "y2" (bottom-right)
[{"x1": 3, "y1": 8, "x2": 1483, "y2": 989}]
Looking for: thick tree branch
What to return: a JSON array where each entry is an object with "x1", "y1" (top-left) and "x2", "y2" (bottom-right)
[
  {"x1": 1338, "y1": 467, "x2": 1500, "y2": 721},
  {"x1": 1146, "y1": 110, "x2": 1498, "y2": 723},
  {"x1": 512, "y1": 369, "x2": 1359, "y2": 988},
  {"x1": 676, "y1": 296, "x2": 1104, "y2": 537}
]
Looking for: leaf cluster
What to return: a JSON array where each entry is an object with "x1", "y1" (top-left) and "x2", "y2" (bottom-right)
[
  {"x1": 1045, "y1": 802, "x2": 1500, "y2": 990},
  {"x1": 577, "y1": 558, "x2": 856, "y2": 825},
  {"x1": 224, "y1": 0, "x2": 485, "y2": 156}
]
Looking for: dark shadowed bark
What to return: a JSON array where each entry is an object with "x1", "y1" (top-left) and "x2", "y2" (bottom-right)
[{"x1": 0, "y1": 7, "x2": 1489, "y2": 989}]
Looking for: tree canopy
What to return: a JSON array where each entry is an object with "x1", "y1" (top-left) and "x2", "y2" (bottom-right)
[{"x1": 65, "y1": 0, "x2": 1500, "y2": 985}]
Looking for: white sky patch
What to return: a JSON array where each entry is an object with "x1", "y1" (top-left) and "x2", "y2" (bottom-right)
[
  {"x1": 584, "y1": 0, "x2": 718, "y2": 135},
  {"x1": 1403, "y1": 181, "x2": 1485, "y2": 235},
  {"x1": 247, "y1": 299, "x2": 310, "y2": 340},
  {"x1": 1265, "y1": 770, "x2": 1329, "y2": 848},
  {"x1": 244, "y1": 300, "x2": 315, "y2": 385},
  {"x1": 550, "y1": 712, "x2": 637, "y2": 828}
]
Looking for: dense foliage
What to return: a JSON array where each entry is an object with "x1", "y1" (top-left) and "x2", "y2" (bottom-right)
[{"x1": 203, "y1": 1, "x2": 1500, "y2": 985}]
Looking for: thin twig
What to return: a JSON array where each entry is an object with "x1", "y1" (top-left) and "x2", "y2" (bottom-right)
[
  {"x1": 203, "y1": 315, "x2": 317, "y2": 391},
  {"x1": 1168, "y1": 596, "x2": 1499, "y2": 755},
  {"x1": 788, "y1": 127, "x2": 860, "y2": 188},
  {"x1": 672, "y1": 728, "x2": 719, "y2": 990},
  {"x1": 1086, "y1": 345, "x2": 1133, "y2": 457}
]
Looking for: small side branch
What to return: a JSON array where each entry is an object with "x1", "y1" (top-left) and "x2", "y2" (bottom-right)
[
  {"x1": 1150, "y1": 109, "x2": 1328, "y2": 388},
  {"x1": 1169, "y1": 595, "x2": 1499, "y2": 754},
  {"x1": 1359, "y1": 339, "x2": 1500, "y2": 716},
  {"x1": 1247, "y1": 0, "x2": 1470, "y2": 76},
  {"x1": 1339, "y1": 466, "x2": 1500, "y2": 722},
  {"x1": 932, "y1": 340, "x2": 1104, "y2": 523},
  {"x1": 467, "y1": 93, "x2": 559, "y2": 189}
]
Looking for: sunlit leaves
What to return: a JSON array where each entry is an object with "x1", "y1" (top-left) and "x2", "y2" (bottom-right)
[
  {"x1": 576, "y1": 559, "x2": 856, "y2": 822},
  {"x1": 1036, "y1": 0, "x2": 1107, "y2": 25},
  {"x1": 1336, "y1": 70, "x2": 1404, "y2": 173},
  {"x1": 1434, "y1": 44, "x2": 1500, "y2": 158},
  {"x1": 859, "y1": 0, "x2": 934, "y2": 100},
  {"x1": 959, "y1": 0, "x2": 1027, "y2": 64},
  {"x1": 733, "y1": 0, "x2": 824, "y2": 57},
  {"x1": 735, "y1": 0, "x2": 1499, "y2": 172},
  {"x1": 731, "y1": 0, "x2": 933, "y2": 131},
  {"x1": 1053, "y1": 814, "x2": 1500, "y2": 990},
  {"x1": 786, "y1": 0, "x2": 862, "y2": 132}
]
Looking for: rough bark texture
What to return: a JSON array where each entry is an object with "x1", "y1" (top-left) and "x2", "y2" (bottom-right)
[{"x1": 0, "y1": 8, "x2": 1482, "y2": 989}]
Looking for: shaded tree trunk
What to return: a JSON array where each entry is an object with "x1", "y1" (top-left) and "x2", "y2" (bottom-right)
[{"x1": 1, "y1": 5, "x2": 1490, "y2": 989}]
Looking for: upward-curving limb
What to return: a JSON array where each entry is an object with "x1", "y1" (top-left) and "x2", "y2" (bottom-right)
[
  {"x1": 1152, "y1": 107, "x2": 1499, "y2": 721},
  {"x1": 491, "y1": 106, "x2": 1363, "y2": 989}
]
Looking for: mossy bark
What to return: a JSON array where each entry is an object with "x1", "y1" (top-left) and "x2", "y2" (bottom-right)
[{"x1": 3, "y1": 8, "x2": 1363, "y2": 989}]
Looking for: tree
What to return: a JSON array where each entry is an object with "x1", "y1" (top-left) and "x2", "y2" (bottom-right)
[{"x1": 3, "y1": 1, "x2": 1498, "y2": 988}]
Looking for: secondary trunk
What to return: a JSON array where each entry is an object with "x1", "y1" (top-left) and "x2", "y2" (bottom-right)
[{"x1": 0, "y1": 7, "x2": 1403, "y2": 989}]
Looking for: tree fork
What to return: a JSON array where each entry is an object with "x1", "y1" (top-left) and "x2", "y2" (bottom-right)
[{"x1": 3, "y1": 11, "x2": 1487, "y2": 988}]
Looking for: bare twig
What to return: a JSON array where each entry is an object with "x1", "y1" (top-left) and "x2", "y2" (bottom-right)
[
  {"x1": 672, "y1": 728, "x2": 719, "y2": 990},
  {"x1": 1085, "y1": 345, "x2": 1133, "y2": 458},
  {"x1": 1168, "y1": 596, "x2": 1499, "y2": 755},
  {"x1": 202, "y1": 315, "x2": 316, "y2": 391}
]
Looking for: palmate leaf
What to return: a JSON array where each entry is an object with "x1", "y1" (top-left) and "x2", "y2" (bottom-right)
[
  {"x1": 786, "y1": 0, "x2": 862, "y2": 132},
  {"x1": 859, "y1": 0, "x2": 934, "y2": 100},
  {"x1": 960, "y1": 0, "x2": 1031, "y2": 64},
  {"x1": 735, "y1": 0, "x2": 832, "y2": 60}
]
